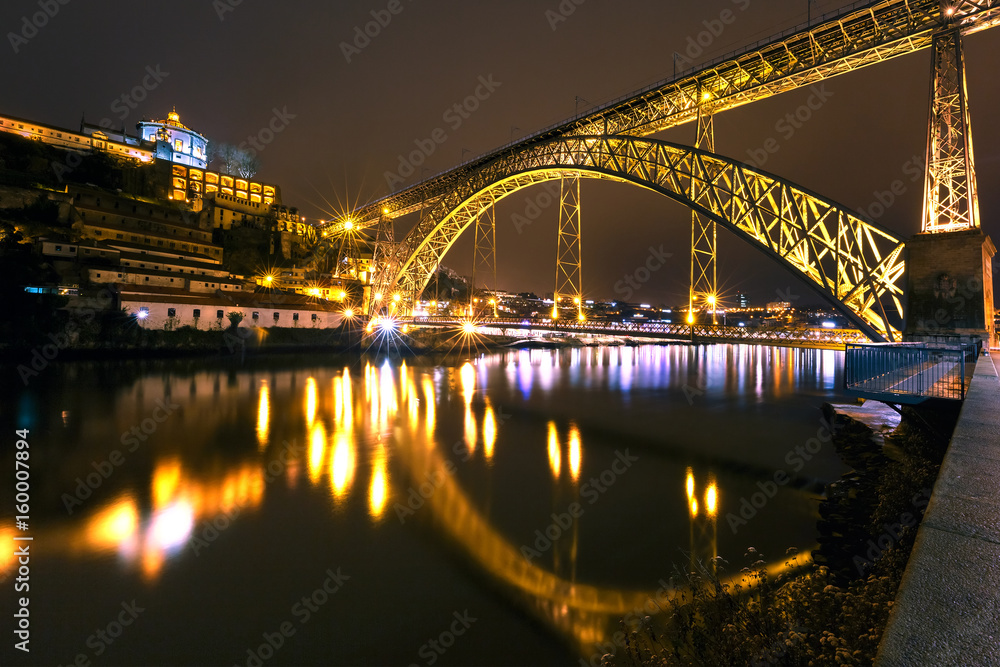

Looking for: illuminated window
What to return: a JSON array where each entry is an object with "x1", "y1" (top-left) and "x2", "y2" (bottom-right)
[
  {"x1": 189, "y1": 169, "x2": 203, "y2": 181},
  {"x1": 236, "y1": 191, "x2": 248, "y2": 200},
  {"x1": 221, "y1": 187, "x2": 233, "y2": 196},
  {"x1": 236, "y1": 179, "x2": 248, "y2": 190},
  {"x1": 174, "y1": 139, "x2": 183, "y2": 152},
  {"x1": 172, "y1": 177, "x2": 186, "y2": 189},
  {"x1": 221, "y1": 175, "x2": 234, "y2": 187},
  {"x1": 250, "y1": 183, "x2": 261, "y2": 193},
  {"x1": 172, "y1": 165, "x2": 186, "y2": 177},
  {"x1": 250, "y1": 194, "x2": 261, "y2": 203},
  {"x1": 172, "y1": 189, "x2": 185, "y2": 200},
  {"x1": 263, "y1": 197, "x2": 273, "y2": 205},
  {"x1": 205, "y1": 172, "x2": 218, "y2": 184},
  {"x1": 205, "y1": 184, "x2": 218, "y2": 194}
]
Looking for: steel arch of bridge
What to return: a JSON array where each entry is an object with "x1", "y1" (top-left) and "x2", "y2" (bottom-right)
[{"x1": 374, "y1": 135, "x2": 906, "y2": 342}]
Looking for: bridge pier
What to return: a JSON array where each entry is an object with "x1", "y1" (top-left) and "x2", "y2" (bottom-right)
[{"x1": 904, "y1": 229, "x2": 996, "y2": 346}]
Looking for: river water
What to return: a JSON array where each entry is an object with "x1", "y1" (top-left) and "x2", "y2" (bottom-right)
[{"x1": 2, "y1": 343, "x2": 851, "y2": 666}]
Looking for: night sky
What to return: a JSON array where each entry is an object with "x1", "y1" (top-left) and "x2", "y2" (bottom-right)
[{"x1": 2, "y1": 0, "x2": 998, "y2": 307}]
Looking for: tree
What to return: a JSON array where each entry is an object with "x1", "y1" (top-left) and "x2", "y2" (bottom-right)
[
  {"x1": 227, "y1": 311, "x2": 245, "y2": 329},
  {"x1": 214, "y1": 143, "x2": 240, "y2": 175},
  {"x1": 236, "y1": 151, "x2": 260, "y2": 179}
]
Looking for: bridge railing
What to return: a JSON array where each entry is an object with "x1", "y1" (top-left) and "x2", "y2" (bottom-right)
[{"x1": 844, "y1": 342, "x2": 980, "y2": 403}]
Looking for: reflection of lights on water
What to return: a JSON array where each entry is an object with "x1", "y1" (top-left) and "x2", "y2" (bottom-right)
[
  {"x1": 257, "y1": 382, "x2": 270, "y2": 449},
  {"x1": 686, "y1": 467, "x2": 697, "y2": 517},
  {"x1": 152, "y1": 460, "x2": 182, "y2": 508},
  {"x1": 460, "y1": 362, "x2": 475, "y2": 405},
  {"x1": 483, "y1": 402, "x2": 496, "y2": 461},
  {"x1": 86, "y1": 495, "x2": 140, "y2": 551},
  {"x1": 148, "y1": 502, "x2": 194, "y2": 553},
  {"x1": 547, "y1": 422, "x2": 561, "y2": 478},
  {"x1": 706, "y1": 482, "x2": 718, "y2": 517},
  {"x1": 568, "y1": 424, "x2": 582, "y2": 481},
  {"x1": 330, "y1": 431, "x2": 355, "y2": 501},
  {"x1": 422, "y1": 377, "x2": 436, "y2": 440},
  {"x1": 368, "y1": 447, "x2": 388, "y2": 519},
  {"x1": 305, "y1": 377, "x2": 318, "y2": 426},
  {"x1": 464, "y1": 405, "x2": 477, "y2": 454},
  {"x1": 309, "y1": 422, "x2": 327, "y2": 484}
]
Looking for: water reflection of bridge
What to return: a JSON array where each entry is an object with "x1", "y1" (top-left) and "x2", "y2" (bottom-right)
[{"x1": 7, "y1": 357, "x2": 808, "y2": 658}]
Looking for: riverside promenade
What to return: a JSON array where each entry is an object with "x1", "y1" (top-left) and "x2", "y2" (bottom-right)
[{"x1": 876, "y1": 351, "x2": 1000, "y2": 665}]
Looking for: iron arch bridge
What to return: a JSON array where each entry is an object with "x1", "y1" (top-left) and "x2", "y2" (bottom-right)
[{"x1": 373, "y1": 135, "x2": 906, "y2": 342}]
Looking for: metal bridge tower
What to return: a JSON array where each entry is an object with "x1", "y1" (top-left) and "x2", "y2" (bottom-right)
[
  {"x1": 553, "y1": 177, "x2": 583, "y2": 321},
  {"x1": 368, "y1": 210, "x2": 394, "y2": 316},
  {"x1": 689, "y1": 93, "x2": 717, "y2": 324},
  {"x1": 921, "y1": 23, "x2": 980, "y2": 233},
  {"x1": 470, "y1": 197, "x2": 498, "y2": 317}
]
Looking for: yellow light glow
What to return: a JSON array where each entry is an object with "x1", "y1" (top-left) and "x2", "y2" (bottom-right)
[
  {"x1": 85, "y1": 495, "x2": 139, "y2": 550},
  {"x1": 464, "y1": 405, "x2": 477, "y2": 453},
  {"x1": 330, "y1": 430, "x2": 355, "y2": 501},
  {"x1": 369, "y1": 447, "x2": 388, "y2": 519},
  {"x1": 256, "y1": 382, "x2": 270, "y2": 449},
  {"x1": 337, "y1": 290, "x2": 347, "y2": 300},
  {"x1": 578, "y1": 314, "x2": 586, "y2": 322},
  {"x1": 706, "y1": 482, "x2": 718, "y2": 517},
  {"x1": 686, "y1": 468, "x2": 695, "y2": 501},
  {"x1": 344, "y1": 308, "x2": 355, "y2": 319},
  {"x1": 687, "y1": 313, "x2": 694, "y2": 324},
  {"x1": 382, "y1": 207, "x2": 390, "y2": 215},
  {"x1": 460, "y1": 362, "x2": 476, "y2": 405},
  {"x1": 263, "y1": 275, "x2": 274, "y2": 285},
  {"x1": 344, "y1": 220, "x2": 355, "y2": 231},
  {"x1": 483, "y1": 403, "x2": 497, "y2": 461},
  {"x1": 423, "y1": 377, "x2": 436, "y2": 440},
  {"x1": 702, "y1": 90, "x2": 712, "y2": 101},
  {"x1": 690, "y1": 497, "x2": 699, "y2": 517},
  {"x1": 305, "y1": 377, "x2": 318, "y2": 426},
  {"x1": 707, "y1": 295, "x2": 716, "y2": 306},
  {"x1": 393, "y1": 293, "x2": 401, "y2": 302},
  {"x1": 462, "y1": 321, "x2": 476, "y2": 334},
  {"x1": 152, "y1": 460, "x2": 182, "y2": 508},
  {"x1": 568, "y1": 424, "x2": 582, "y2": 481},
  {"x1": 547, "y1": 422, "x2": 561, "y2": 478},
  {"x1": 308, "y1": 421, "x2": 327, "y2": 484},
  {"x1": 374, "y1": 292, "x2": 383, "y2": 301},
  {"x1": 308, "y1": 287, "x2": 321, "y2": 297},
  {"x1": 574, "y1": 297, "x2": 581, "y2": 304}
]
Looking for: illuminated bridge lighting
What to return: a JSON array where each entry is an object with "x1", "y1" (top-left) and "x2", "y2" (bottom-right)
[
  {"x1": 547, "y1": 422, "x2": 561, "y2": 478},
  {"x1": 256, "y1": 381, "x2": 270, "y2": 449}
]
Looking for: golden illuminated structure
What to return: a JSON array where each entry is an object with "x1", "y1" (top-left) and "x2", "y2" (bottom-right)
[
  {"x1": 689, "y1": 90, "x2": 717, "y2": 326},
  {"x1": 367, "y1": 137, "x2": 906, "y2": 341},
  {"x1": 553, "y1": 177, "x2": 583, "y2": 321},
  {"x1": 350, "y1": 1, "x2": 1000, "y2": 339},
  {"x1": 922, "y1": 24, "x2": 980, "y2": 233},
  {"x1": 470, "y1": 196, "x2": 497, "y2": 317}
]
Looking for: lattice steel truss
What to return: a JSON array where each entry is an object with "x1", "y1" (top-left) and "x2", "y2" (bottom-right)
[
  {"x1": 344, "y1": 0, "x2": 1000, "y2": 227},
  {"x1": 922, "y1": 26, "x2": 980, "y2": 232},
  {"x1": 371, "y1": 136, "x2": 906, "y2": 341},
  {"x1": 690, "y1": 100, "x2": 717, "y2": 324},
  {"x1": 554, "y1": 177, "x2": 583, "y2": 320},
  {"x1": 470, "y1": 197, "x2": 497, "y2": 316},
  {"x1": 367, "y1": 212, "x2": 396, "y2": 315}
]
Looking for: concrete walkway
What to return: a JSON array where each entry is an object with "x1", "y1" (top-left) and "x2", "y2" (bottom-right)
[{"x1": 876, "y1": 351, "x2": 1000, "y2": 666}]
